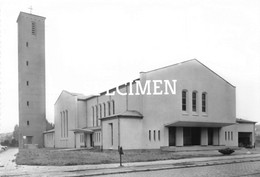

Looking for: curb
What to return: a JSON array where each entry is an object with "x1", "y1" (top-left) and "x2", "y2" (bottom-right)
[{"x1": 70, "y1": 157, "x2": 260, "y2": 177}]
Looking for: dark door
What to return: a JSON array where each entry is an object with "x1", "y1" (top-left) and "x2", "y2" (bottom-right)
[
  {"x1": 184, "y1": 127, "x2": 201, "y2": 146},
  {"x1": 169, "y1": 127, "x2": 176, "y2": 146},
  {"x1": 90, "y1": 134, "x2": 93, "y2": 147},
  {"x1": 208, "y1": 128, "x2": 214, "y2": 145}
]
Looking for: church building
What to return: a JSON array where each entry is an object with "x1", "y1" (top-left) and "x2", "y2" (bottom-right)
[{"x1": 51, "y1": 59, "x2": 256, "y2": 150}]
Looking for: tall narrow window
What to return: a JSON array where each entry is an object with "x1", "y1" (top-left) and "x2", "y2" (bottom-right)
[
  {"x1": 27, "y1": 101, "x2": 29, "y2": 107},
  {"x1": 108, "y1": 102, "x2": 111, "y2": 116},
  {"x1": 27, "y1": 121, "x2": 29, "y2": 126},
  {"x1": 63, "y1": 111, "x2": 66, "y2": 138},
  {"x1": 182, "y1": 90, "x2": 187, "y2": 111},
  {"x1": 26, "y1": 61, "x2": 29, "y2": 66},
  {"x1": 225, "y1": 131, "x2": 227, "y2": 141},
  {"x1": 112, "y1": 100, "x2": 115, "y2": 115},
  {"x1": 61, "y1": 112, "x2": 63, "y2": 138},
  {"x1": 228, "y1": 131, "x2": 230, "y2": 140},
  {"x1": 32, "y1": 21, "x2": 36, "y2": 35},
  {"x1": 110, "y1": 123, "x2": 113, "y2": 146},
  {"x1": 95, "y1": 105, "x2": 98, "y2": 126},
  {"x1": 92, "y1": 106, "x2": 95, "y2": 127},
  {"x1": 26, "y1": 42, "x2": 29, "y2": 47},
  {"x1": 149, "y1": 130, "x2": 151, "y2": 141},
  {"x1": 26, "y1": 81, "x2": 29, "y2": 86},
  {"x1": 66, "y1": 110, "x2": 68, "y2": 137},
  {"x1": 158, "y1": 130, "x2": 160, "y2": 141},
  {"x1": 103, "y1": 103, "x2": 106, "y2": 117},
  {"x1": 99, "y1": 104, "x2": 102, "y2": 118},
  {"x1": 192, "y1": 91, "x2": 197, "y2": 112},
  {"x1": 231, "y1": 132, "x2": 233, "y2": 141},
  {"x1": 154, "y1": 130, "x2": 156, "y2": 141},
  {"x1": 202, "y1": 92, "x2": 207, "y2": 113}
]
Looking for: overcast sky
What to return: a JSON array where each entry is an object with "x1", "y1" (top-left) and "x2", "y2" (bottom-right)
[{"x1": 0, "y1": 0, "x2": 260, "y2": 133}]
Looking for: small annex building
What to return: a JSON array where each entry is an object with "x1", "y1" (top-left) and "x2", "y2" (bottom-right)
[{"x1": 46, "y1": 59, "x2": 256, "y2": 150}]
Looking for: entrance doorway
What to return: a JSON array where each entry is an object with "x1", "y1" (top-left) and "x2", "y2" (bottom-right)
[
  {"x1": 208, "y1": 128, "x2": 214, "y2": 145},
  {"x1": 238, "y1": 132, "x2": 252, "y2": 147},
  {"x1": 183, "y1": 127, "x2": 201, "y2": 146},
  {"x1": 26, "y1": 136, "x2": 33, "y2": 144},
  {"x1": 169, "y1": 127, "x2": 176, "y2": 146}
]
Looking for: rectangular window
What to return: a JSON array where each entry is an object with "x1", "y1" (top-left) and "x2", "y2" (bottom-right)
[
  {"x1": 26, "y1": 81, "x2": 29, "y2": 86},
  {"x1": 110, "y1": 123, "x2": 113, "y2": 146},
  {"x1": 99, "y1": 104, "x2": 102, "y2": 118},
  {"x1": 103, "y1": 103, "x2": 106, "y2": 117},
  {"x1": 228, "y1": 131, "x2": 230, "y2": 140},
  {"x1": 95, "y1": 105, "x2": 98, "y2": 126},
  {"x1": 61, "y1": 112, "x2": 63, "y2": 138},
  {"x1": 26, "y1": 61, "x2": 29, "y2": 66},
  {"x1": 154, "y1": 130, "x2": 156, "y2": 141},
  {"x1": 149, "y1": 130, "x2": 151, "y2": 141},
  {"x1": 66, "y1": 110, "x2": 68, "y2": 137},
  {"x1": 192, "y1": 92, "x2": 197, "y2": 112},
  {"x1": 108, "y1": 102, "x2": 111, "y2": 116},
  {"x1": 27, "y1": 101, "x2": 29, "y2": 106},
  {"x1": 158, "y1": 130, "x2": 160, "y2": 141},
  {"x1": 202, "y1": 93, "x2": 206, "y2": 113},
  {"x1": 26, "y1": 42, "x2": 29, "y2": 47},
  {"x1": 32, "y1": 21, "x2": 36, "y2": 35},
  {"x1": 112, "y1": 100, "x2": 115, "y2": 115},
  {"x1": 27, "y1": 121, "x2": 29, "y2": 126},
  {"x1": 231, "y1": 132, "x2": 233, "y2": 141},
  {"x1": 182, "y1": 91, "x2": 187, "y2": 111},
  {"x1": 225, "y1": 131, "x2": 227, "y2": 141},
  {"x1": 92, "y1": 107, "x2": 94, "y2": 127},
  {"x1": 63, "y1": 112, "x2": 66, "y2": 138}
]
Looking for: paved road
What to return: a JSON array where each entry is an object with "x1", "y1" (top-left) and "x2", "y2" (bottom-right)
[
  {"x1": 0, "y1": 148, "x2": 18, "y2": 169},
  {"x1": 99, "y1": 161, "x2": 260, "y2": 177}
]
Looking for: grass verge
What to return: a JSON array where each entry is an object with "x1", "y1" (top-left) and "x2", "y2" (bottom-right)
[{"x1": 15, "y1": 147, "x2": 260, "y2": 166}]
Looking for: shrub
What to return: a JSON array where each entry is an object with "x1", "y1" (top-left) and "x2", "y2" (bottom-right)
[{"x1": 218, "y1": 148, "x2": 235, "y2": 155}]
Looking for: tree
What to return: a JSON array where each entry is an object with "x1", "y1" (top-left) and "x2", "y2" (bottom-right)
[
  {"x1": 45, "y1": 118, "x2": 55, "y2": 131},
  {"x1": 13, "y1": 124, "x2": 19, "y2": 142}
]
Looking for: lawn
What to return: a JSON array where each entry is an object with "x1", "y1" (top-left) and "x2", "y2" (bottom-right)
[{"x1": 15, "y1": 147, "x2": 260, "y2": 166}]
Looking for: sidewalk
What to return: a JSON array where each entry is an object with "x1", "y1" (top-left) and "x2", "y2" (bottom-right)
[{"x1": 1, "y1": 152, "x2": 260, "y2": 177}]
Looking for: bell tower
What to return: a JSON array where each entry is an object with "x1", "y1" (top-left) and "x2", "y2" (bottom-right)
[{"x1": 17, "y1": 12, "x2": 46, "y2": 148}]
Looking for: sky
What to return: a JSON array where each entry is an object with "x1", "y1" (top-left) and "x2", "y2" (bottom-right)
[{"x1": 0, "y1": 0, "x2": 260, "y2": 133}]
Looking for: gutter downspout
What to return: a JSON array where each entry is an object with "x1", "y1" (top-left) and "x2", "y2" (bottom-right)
[{"x1": 118, "y1": 115, "x2": 120, "y2": 148}]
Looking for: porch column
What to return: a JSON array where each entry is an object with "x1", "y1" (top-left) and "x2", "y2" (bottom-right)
[
  {"x1": 176, "y1": 127, "x2": 183, "y2": 146},
  {"x1": 213, "y1": 128, "x2": 219, "y2": 145},
  {"x1": 201, "y1": 128, "x2": 208, "y2": 146}
]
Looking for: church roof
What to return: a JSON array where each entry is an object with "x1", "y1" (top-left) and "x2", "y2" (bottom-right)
[
  {"x1": 142, "y1": 59, "x2": 235, "y2": 88},
  {"x1": 54, "y1": 90, "x2": 93, "y2": 105},
  {"x1": 236, "y1": 118, "x2": 257, "y2": 124}
]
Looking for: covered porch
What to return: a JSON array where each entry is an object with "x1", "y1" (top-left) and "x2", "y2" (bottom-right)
[
  {"x1": 71, "y1": 128, "x2": 93, "y2": 148},
  {"x1": 165, "y1": 121, "x2": 234, "y2": 147}
]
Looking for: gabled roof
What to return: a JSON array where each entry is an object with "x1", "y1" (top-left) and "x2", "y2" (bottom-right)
[
  {"x1": 43, "y1": 129, "x2": 55, "y2": 134},
  {"x1": 142, "y1": 59, "x2": 235, "y2": 88},
  {"x1": 236, "y1": 118, "x2": 257, "y2": 124},
  {"x1": 54, "y1": 90, "x2": 92, "y2": 105}
]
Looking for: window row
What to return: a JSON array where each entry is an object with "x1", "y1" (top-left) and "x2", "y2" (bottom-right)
[
  {"x1": 92, "y1": 100, "x2": 115, "y2": 127},
  {"x1": 61, "y1": 110, "x2": 68, "y2": 138},
  {"x1": 225, "y1": 131, "x2": 233, "y2": 141},
  {"x1": 94, "y1": 132, "x2": 101, "y2": 143},
  {"x1": 80, "y1": 134, "x2": 84, "y2": 143},
  {"x1": 182, "y1": 90, "x2": 207, "y2": 114},
  {"x1": 148, "y1": 130, "x2": 161, "y2": 141}
]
